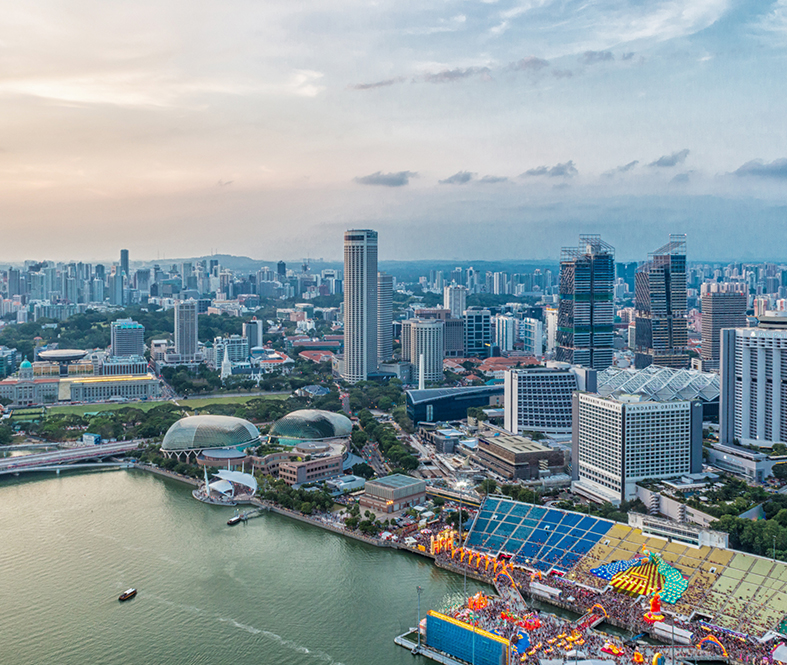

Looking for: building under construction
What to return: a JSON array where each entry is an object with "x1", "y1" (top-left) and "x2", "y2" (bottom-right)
[{"x1": 556, "y1": 235, "x2": 615, "y2": 370}]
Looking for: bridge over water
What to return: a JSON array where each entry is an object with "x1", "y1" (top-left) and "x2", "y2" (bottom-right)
[{"x1": 0, "y1": 441, "x2": 140, "y2": 476}]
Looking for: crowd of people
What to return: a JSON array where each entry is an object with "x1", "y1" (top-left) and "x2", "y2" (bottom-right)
[{"x1": 433, "y1": 549, "x2": 784, "y2": 664}]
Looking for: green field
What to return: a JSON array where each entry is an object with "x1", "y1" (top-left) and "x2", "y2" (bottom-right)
[{"x1": 46, "y1": 393, "x2": 289, "y2": 416}]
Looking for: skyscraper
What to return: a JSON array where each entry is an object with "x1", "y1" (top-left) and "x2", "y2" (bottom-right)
[
  {"x1": 556, "y1": 235, "x2": 615, "y2": 370},
  {"x1": 175, "y1": 299, "x2": 199, "y2": 359},
  {"x1": 377, "y1": 272, "x2": 393, "y2": 363},
  {"x1": 701, "y1": 290, "x2": 747, "y2": 369},
  {"x1": 402, "y1": 318, "x2": 444, "y2": 385},
  {"x1": 720, "y1": 312, "x2": 787, "y2": 447},
  {"x1": 120, "y1": 249, "x2": 129, "y2": 279},
  {"x1": 463, "y1": 307, "x2": 492, "y2": 358},
  {"x1": 634, "y1": 235, "x2": 688, "y2": 369},
  {"x1": 277, "y1": 261, "x2": 287, "y2": 281},
  {"x1": 342, "y1": 229, "x2": 378, "y2": 383},
  {"x1": 443, "y1": 284, "x2": 467, "y2": 319},
  {"x1": 111, "y1": 318, "x2": 145, "y2": 357}
]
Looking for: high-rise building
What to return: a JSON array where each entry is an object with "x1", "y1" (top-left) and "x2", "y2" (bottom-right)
[
  {"x1": 572, "y1": 393, "x2": 703, "y2": 504},
  {"x1": 277, "y1": 261, "x2": 287, "y2": 281},
  {"x1": 175, "y1": 299, "x2": 199, "y2": 359},
  {"x1": 556, "y1": 235, "x2": 615, "y2": 370},
  {"x1": 342, "y1": 229, "x2": 378, "y2": 383},
  {"x1": 545, "y1": 307, "x2": 558, "y2": 353},
  {"x1": 721, "y1": 313, "x2": 787, "y2": 447},
  {"x1": 111, "y1": 318, "x2": 145, "y2": 357},
  {"x1": 463, "y1": 307, "x2": 492, "y2": 358},
  {"x1": 377, "y1": 272, "x2": 393, "y2": 363},
  {"x1": 108, "y1": 270, "x2": 123, "y2": 306},
  {"x1": 443, "y1": 284, "x2": 467, "y2": 319},
  {"x1": 402, "y1": 319, "x2": 444, "y2": 385},
  {"x1": 518, "y1": 318, "x2": 543, "y2": 356},
  {"x1": 701, "y1": 291, "x2": 747, "y2": 369},
  {"x1": 615, "y1": 262, "x2": 638, "y2": 292},
  {"x1": 504, "y1": 364, "x2": 596, "y2": 436},
  {"x1": 634, "y1": 235, "x2": 689, "y2": 369},
  {"x1": 493, "y1": 314, "x2": 516, "y2": 352},
  {"x1": 120, "y1": 249, "x2": 129, "y2": 279},
  {"x1": 243, "y1": 317, "x2": 265, "y2": 349},
  {"x1": 444, "y1": 318, "x2": 464, "y2": 358}
]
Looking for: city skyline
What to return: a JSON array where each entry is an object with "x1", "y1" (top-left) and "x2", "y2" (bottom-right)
[{"x1": 2, "y1": 2, "x2": 787, "y2": 261}]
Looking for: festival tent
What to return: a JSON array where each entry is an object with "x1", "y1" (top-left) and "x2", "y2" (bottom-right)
[{"x1": 772, "y1": 643, "x2": 787, "y2": 663}]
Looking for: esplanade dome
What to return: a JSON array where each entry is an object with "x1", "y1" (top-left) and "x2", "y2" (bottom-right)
[
  {"x1": 269, "y1": 409, "x2": 352, "y2": 441},
  {"x1": 162, "y1": 415, "x2": 260, "y2": 451}
]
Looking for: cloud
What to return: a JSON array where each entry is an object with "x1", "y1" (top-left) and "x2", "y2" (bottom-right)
[
  {"x1": 552, "y1": 69, "x2": 574, "y2": 78},
  {"x1": 670, "y1": 173, "x2": 690, "y2": 184},
  {"x1": 733, "y1": 158, "x2": 787, "y2": 179},
  {"x1": 217, "y1": 180, "x2": 234, "y2": 187},
  {"x1": 351, "y1": 77, "x2": 405, "y2": 91},
  {"x1": 439, "y1": 171, "x2": 474, "y2": 185},
  {"x1": 354, "y1": 171, "x2": 416, "y2": 187},
  {"x1": 509, "y1": 56, "x2": 549, "y2": 71},
  {"x1": 622, "y1": 52, "x2": 635, "y2": 61},
  {"x1": 582, "y1": 51, "x2": 614, "y2": 64},
  {"x1": 602, "y1": 160, "x2": 639, "y2": 177},
  {"x1": 649, "y1": 149, "x2": 690, "y2": 167},
  {"x1": 522, "y1": 161, "x2": 578, "y2": 178},
  {"x1": 423, "y1": 67, "x2": 491, "y2": 83},
  {"x1": 478, "y1": 175, "x2": 509, "y2": 184}
]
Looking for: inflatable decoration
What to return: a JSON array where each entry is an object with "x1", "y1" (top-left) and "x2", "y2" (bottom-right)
[
  {"x1": 468, "y1": 592, "x2": 488, "y2": 612},
  {"x1": 601, "y1": 641, "x2": 624, "y2": 656},
  {"x1": 696, "y1": 635, "x2": 728, "y2": 657},
  {"x1": 652, "y1": 653, "x2": 665, "y2": 665},
  {"x1": 643, "y1": 592, "x2": 665, "y2": 623},
  {"x1": 632, "y1": 651, "x2": 644, "y2": 664}
]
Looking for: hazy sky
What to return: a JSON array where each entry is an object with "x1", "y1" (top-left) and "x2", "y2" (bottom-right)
[{"x1": 2, "y1": 0, "x2": 787, "y2": 263}]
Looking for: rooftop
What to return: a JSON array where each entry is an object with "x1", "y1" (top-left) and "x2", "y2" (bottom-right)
[
  {"x1": 597, "y1": 365, "x2": 719, "y2": 403},
  {"x1": 367, "y1": 473, "x2": 424, "y2": 489}
]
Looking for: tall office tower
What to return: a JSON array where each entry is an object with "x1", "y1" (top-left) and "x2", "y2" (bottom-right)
[
  {"x1": 556, "y1": 235, "x2": 615, "y2": 370},
  {"x1": 493, "y1": 314, "x2": 517, "y2": 352},
  {"x1": 504, "y1": 365, "x2": 596, "y2": 436},
  {"x1": 572, "y1": 394, "x2": 702, "y2": 505},
  {"x1": 634, "y1": 235, "x2": 689, "y2": 369},
  {"x1": 277, "y1": 261, "x2": 287, "y2": 281},
  {"x1": 518, "y1": 318, "x2": 543, "y2": 356},
  {"x1": 615, "y1": 262, "x2": 638, "y2": 292},
  {"x1": 175, "y1": 299, "x2": 199, "y2": 359},
  {"x1": 700, "y1": 291, "x2": 747, "y2": 370},
  {"x1": 545, "y1": 307, "x2": 558, "y2": 353},
  {"x1": 108, "y1": 270, "x2": 123, "y2": 306},
  {"x1": 720, "y1": 313, "x2": 787, "y2": 447},
  {"x1": 444, "y1": 318, "x2": 464, "y2": 358},
  {"x1": 377, "y1": 272, "x2": 393, "y2": 363},
  {"x1": 443, "y1": 284, "x2": 467, "y2": 319},
  {"x1": 120, "y1": 249, "x2": 129, "y2": 279},
  {"x1": 111, "y1": 318, "x2": 145, "y2": 357},
  {"x1": 7, "y1": 268, "x2": 20, "y2": 297},
  {"x1": 243, "y1": 317, "x2": 265, "y2": 349},
  {"x1": 463, "y1": 307, "x2": 492, "y2": 358},
  {"x1": 402, "y1": 319, "x2": 445, "y2": 385},
  {"x1": 135, "y1": 269, "x2": 151, "y2": 295},
  {"x1": 92, "y1": 278, "x2": 104, "y2": 303},
  {"x1": 342, "y1": 229, "x2": 378, "y2": 383}
]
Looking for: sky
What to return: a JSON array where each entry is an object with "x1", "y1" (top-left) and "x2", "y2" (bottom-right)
[{"x1": 2, "y1": 0, "x2": 787, "y2": 263}]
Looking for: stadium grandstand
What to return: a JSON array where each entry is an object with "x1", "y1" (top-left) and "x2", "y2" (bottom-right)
[{"x1": 463, "y1": 496, "x2": 787, "y2": 638}]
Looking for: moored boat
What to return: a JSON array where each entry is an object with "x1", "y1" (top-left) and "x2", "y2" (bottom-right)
[
  {"x1": 118, "y1": 588, "x2": 137, "y2": 601},
  {"x1": 227, "y1": 514, "x2": 242, "y2": 526}
]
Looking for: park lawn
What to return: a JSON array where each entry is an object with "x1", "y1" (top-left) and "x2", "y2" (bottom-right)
[{"x1": 47, "y1": 393, "x2": 289, "y2": 416}]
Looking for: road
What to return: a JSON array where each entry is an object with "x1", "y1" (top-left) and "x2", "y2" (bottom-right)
[{"x1": 0, "y1": 440, "x2": 141, "y2": 475}]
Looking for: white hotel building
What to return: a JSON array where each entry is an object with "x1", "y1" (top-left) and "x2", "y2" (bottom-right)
[
  {"x1": 571, "y1": 393, "x2": 703, "y2": 505},
  {"x1": 721, "y1": 312, "x2": 787, "y2": 448},
  {"x1": 504, "y1": 363, "x2": 596, "y2": 436}
]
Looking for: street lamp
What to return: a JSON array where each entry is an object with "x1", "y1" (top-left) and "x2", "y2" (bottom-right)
[{"x1": 416, "y1": 585, "x2": 423, "y2": 652}]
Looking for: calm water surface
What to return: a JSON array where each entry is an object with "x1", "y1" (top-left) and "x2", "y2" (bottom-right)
[{"x1": 0, "y1": 470, "x2": 486, "y2": 665}]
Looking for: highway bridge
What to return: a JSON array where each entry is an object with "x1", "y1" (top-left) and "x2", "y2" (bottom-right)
[{"x1": 0, "y1": 441, "x2": 141, "y2": 476}]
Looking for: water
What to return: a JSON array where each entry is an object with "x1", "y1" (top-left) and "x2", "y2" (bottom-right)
[{"x1": 0, "y1": 470, "x2": 487, "y2": 665}]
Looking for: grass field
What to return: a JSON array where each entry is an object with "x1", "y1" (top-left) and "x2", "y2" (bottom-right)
[{"x1": 46, "y1": 393, "x2": 289, "y2": 416}]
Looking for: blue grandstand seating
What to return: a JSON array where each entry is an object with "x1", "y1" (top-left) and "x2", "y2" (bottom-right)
[{"x1": 466, "y1": 496, "x2": 614, "y2": 573}]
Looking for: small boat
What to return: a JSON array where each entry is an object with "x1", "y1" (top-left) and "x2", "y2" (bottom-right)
[
  {"x1": 119, "y1": 588, "x2": 137, "y2": 601},
  {"x1": 227, "y1": 514, "x2": 242, "y2": 526}
]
